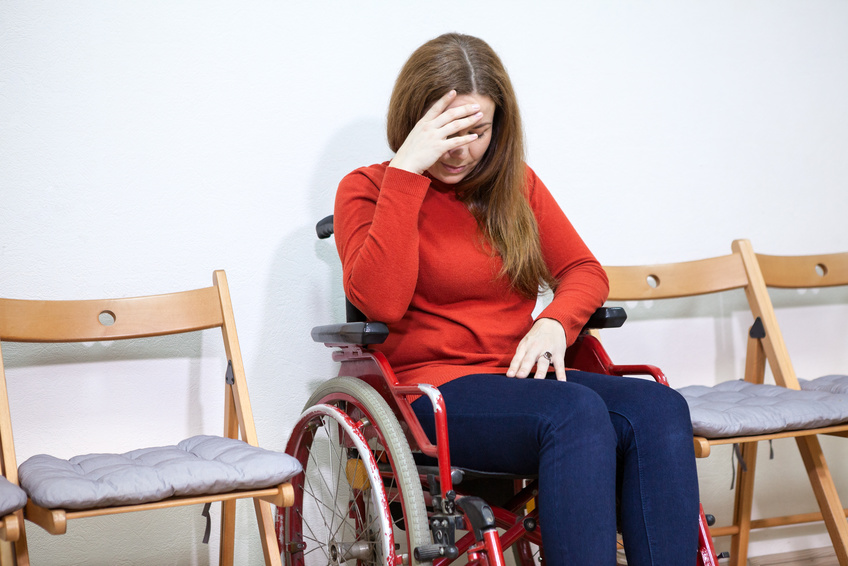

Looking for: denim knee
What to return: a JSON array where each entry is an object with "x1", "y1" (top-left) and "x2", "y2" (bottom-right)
[
  {"x1": 612, "y1": 379, "x2": 693, "y2": 439},
  {"x1": 644, "y1": 382, "x2": 694, "y2": 445},
  {"x1": 538, "y1": 382, "x2": 616, "y2": 452}
]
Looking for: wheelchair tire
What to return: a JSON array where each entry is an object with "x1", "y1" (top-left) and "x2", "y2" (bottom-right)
[
  {"x1": 298, "y1": 377, "x2": 432, "y2": 566},
  {"x1": 282, "y1": 403, "x2": 396, "y2": 566}
]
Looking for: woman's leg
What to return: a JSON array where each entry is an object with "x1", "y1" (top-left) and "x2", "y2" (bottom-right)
[
  {"x1": 411, "y1": 373, "x2": 618, "y2": 566},
  {"x1": 566, "y1": 370, "x2": 700, "y2": 566}
]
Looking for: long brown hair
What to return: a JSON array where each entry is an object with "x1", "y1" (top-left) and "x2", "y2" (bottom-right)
[{"x1": 387, "y1": 33, "x2": 557, "y2": 297}]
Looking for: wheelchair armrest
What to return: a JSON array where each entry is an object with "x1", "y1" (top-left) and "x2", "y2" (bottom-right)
[
  {"x1": 310, "y1": 321, "x2": 390, "y2": 345},
  {"x1": 581, "y1": 306, "x2": 626, "y2": 331}
]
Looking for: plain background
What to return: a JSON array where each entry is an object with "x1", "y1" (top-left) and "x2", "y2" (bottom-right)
[{"x1": 1, "y1": 1, "x2": 847, "y2": 563}]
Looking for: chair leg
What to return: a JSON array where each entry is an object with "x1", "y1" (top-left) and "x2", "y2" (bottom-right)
[
  {"x1": 0, "y1": 540, "x2": 13, "y2": 566},
  {"x1": 796, "y1": 436, "x2": 848, "y2": 566},
  {"x1": 12, "y1": 511, "x2": 28, "y2": 566},
  {"x1": 253, "y1": 499, "x2": 282, "y2": 566},
  {"x1": 219, "y1": 499, "x2": 237, "y2": 566},
  {"x1": 729, "y1": 442, "x2": 758, "y2": 566}
]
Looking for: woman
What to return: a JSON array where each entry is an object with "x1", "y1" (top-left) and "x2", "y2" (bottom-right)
[{"x1": 333, "y1": 32, "x2": 699, "y2": 565}]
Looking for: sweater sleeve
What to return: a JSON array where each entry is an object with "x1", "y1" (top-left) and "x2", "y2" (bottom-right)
[
  {"x1": 333, "y1": 165, "x2": 431, "y2": 323},
  {"x1": 528, "y1": 168, "x2": 610, "y2": 345}
]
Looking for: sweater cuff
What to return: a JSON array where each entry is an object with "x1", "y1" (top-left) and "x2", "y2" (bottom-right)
[
  {"x1": 383, "y1": 166, "x2": 431, "y2": 199},
  {"x1": 536, "y1": 307, "x2": 580, "y2": 347}
]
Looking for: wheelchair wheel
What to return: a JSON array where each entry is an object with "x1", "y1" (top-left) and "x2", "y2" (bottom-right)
[
  {"x1": 299, "y1": 377, "x2": 432, "y2": 565},
  {"x1": 283, "y1": 403, "x2": 395, "y2": 566}
]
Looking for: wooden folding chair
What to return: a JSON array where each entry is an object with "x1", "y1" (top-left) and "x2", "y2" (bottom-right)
[
  {"x1": 601, "y1": 239, "x2": 848, "y2": 566},
  {"x1": 0, "y1": 270, "x2": 299, "y2": 566},
  {"x1": 739, "y1": 242, "x2": 848, "y2": 534}
]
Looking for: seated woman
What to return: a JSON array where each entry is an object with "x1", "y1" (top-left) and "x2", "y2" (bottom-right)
[{"x1": 333, "y1": 32, "x2": 699, "y2": 566}]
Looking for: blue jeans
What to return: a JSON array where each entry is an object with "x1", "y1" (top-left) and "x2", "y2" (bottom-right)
[{"x1": 410, "y1": 371, "x2": 700, "y2": 566}]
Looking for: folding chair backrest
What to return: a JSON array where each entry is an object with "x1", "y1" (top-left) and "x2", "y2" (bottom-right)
[
  {"x1": 0, "y1": 287, "x2": 224, "y2": 343},
  {"x1": 604, "y1": 240, "x2": 800, "y2": 389},
  {"x1": 604, "y1": 253, "x2": 749, "y2": 301},
  {"x1": 0, "y1": 272, "x2": 256, "y2": 443},
  {"x1": 756, "y1": 250, "x2": 848, "y2": 289}
]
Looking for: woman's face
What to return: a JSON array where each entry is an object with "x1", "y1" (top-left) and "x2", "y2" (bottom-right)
[{"x1": 426, "y1": 92, "x2": 496, "y2": 185}]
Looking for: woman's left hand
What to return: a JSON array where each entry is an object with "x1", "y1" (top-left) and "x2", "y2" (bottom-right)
[{"x1": 507, "y1": 318, "x2": 567, "y2": 381}]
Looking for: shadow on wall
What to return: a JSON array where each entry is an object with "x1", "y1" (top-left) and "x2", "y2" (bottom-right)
[
  {"x1": 3, "y1": 332, "x2": 209, "y2": 456},
  {"x1": 2, "y1": 333, "x2": 204, "y2": 369},
  {"x1": 608, "y1": 284, "x2": 848, "y2": 323},
  {"x1": 249, "y1": 116, "x2": 390, "y2": 446}
]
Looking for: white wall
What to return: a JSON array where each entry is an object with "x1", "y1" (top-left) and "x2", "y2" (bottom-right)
[{"x1": 1, "y1": 1, "x2": 847, "y2": 563}]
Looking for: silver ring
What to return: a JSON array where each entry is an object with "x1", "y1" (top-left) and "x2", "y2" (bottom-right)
[{"x1": 541, "y1": 351, "x2": 553, "y2": 363}]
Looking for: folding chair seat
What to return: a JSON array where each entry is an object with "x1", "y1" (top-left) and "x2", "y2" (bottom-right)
[
  {"x1": 600, "y1": 239, "x2": 848, "y2": 566},
  {"x1": 0, "y1": 271, "x2": 301, "y2": 565},
  {"x1": 800, "y1": 375, "x2": 848, "y2": 394},
  {"x1": 681, "y1": 380, "x2": 848, "y2": 439}
]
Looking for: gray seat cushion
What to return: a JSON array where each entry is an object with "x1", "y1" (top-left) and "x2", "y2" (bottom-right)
[
  {"x1": 18, "y1": 435, "x2": 302, "y2": 510},
  {"x1": 678, "y1": 380, "x2": 848, "y2": 438},
  {"x1": 0, "y1": 476, "x2": 27, "y2": 516},
  {"x1": 799, "y1": 374, "x2": 848, "y2": 394}
]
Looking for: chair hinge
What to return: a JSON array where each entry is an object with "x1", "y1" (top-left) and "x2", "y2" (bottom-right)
[
  {"x1": 749, "y1": 317, "x2": 766, "y2": 339},
  {"x1": 225, "y1": 361, "x2": 235, "y2": 385}
]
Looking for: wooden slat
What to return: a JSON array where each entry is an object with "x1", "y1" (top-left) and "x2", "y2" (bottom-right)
[
  {"x1": 731, "y1": 441, "x2": 758, "y2": 565},
  {"x1": 797, "y1": 435, "x2": 848, "y2": 564},
  {"x1": 712, "y1": 506, "x2": 848, "y2": 537},
  {"x1": 757, "y1": 251, "x2": 848, "y2": 289},
  {"x1": 735, "y1": 239, "x2": 803, "y2": 390},
  {"x1": 25, "y1": 483, "x2": 294, "y2": 536},
  {"x1": 0, "y1": 344, "x2": 19, "y2": 486},
  {"x1": 0, "y1": 286, "x2": 224, "y2": 343},
  {"x1": 604, "y1": 254, "x2": 748, "y2": 301},
  {"x1": 214, "y1": 270, "x2": 258, "y2": 447},
  {"x1": 696, "y1": 422, "x2": 848, "y2": 454}
]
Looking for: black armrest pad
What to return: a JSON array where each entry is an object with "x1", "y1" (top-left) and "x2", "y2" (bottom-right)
[
  {"x1": 311, "y1": 321, "x2": 390, "y2": 345},
  {"x1": 582, "y1": 307, "x2": 627, "y2": 330}
]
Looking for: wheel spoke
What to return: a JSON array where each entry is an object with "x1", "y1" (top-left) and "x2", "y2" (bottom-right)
[
  {"x1": 303, "y1": 430, "x2": 347, "y2": 536},
  {"x1": 286, "y1": 405, "x2": 399, "y2": 566}
]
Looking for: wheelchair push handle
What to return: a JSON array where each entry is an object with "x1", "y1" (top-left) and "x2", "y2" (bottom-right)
[{"x1": 316, "y1": 214, "x2": 335, "y2": 239}]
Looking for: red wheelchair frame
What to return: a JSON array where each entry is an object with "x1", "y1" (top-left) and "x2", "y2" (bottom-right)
[{"x1": 277, "y1": 216, "x2": 721, "y2": 566}]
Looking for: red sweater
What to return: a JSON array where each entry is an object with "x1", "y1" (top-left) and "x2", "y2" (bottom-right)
[{"x1": 334, "y1": 163, "x2": 609, "y2": 388}]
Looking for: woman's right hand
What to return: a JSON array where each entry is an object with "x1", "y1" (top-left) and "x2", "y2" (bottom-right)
[{"x1": 389, "y1": 90, "x2": 484, "y2": 175}]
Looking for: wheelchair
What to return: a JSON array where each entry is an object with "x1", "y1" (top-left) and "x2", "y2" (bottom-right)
[{"x1": 276, "y1": 215, "x2": 722, "y2": 566}]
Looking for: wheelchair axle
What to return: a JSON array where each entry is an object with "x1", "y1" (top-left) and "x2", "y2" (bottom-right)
[{"x1": 330, "y1": 541, "x2": 372, "y2": 563}]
